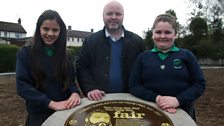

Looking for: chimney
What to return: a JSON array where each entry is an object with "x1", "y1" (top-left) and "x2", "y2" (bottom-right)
[
  {"x1": 91, "y1": 29, "x2": 94, "y2": 33},
  {"x1": 18, "y1": 18, "x2": 21, "y2": 24},
  {"x1": 68, "y1": 25, "x2": 72, "y2": 30}
]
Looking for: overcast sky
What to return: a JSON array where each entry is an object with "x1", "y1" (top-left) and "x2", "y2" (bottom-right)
[{"x1": 1, "y1": 0, "x2": 190, "y2": 37}]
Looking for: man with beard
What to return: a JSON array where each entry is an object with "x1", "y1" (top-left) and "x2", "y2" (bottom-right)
[{"x1": 76, "y1": 0, "x2": 145, "y2": 101}]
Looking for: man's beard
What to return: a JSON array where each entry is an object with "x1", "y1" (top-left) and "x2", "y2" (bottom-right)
[{"x1": 108, "y1": 23, "x2": 121, "y2": 31}]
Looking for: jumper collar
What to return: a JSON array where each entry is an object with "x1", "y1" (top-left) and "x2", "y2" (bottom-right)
[
  {"x1": 151, "y1": 44, "x2": 179, "y2": 53},
  {"x1": 44, "y1": 46, "x2": 55, "y2": 56}
]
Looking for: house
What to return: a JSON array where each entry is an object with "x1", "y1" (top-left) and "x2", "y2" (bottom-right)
[
  {"x1": 0, "y1": 18, "x2": 27, "y2": 44},
  {"x1": 66, "y1": 26, "x2": 93, "y2": 47},
  {"x1": 0, "y1": 19, "x2": 92, "y2": 47}
]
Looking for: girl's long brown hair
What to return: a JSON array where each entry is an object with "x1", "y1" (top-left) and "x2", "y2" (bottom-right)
[{"x1": 31, "y1": 10, "x2": 70, "y2": 91}]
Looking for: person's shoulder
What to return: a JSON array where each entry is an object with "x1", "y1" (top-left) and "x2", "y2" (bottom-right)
[
  {"x1": 178, "y1": 48, "x2": 196, "y2": 58},
  {"x1": 18, "y1": 45, "x2": 31, "y2": 53},
  {"x1": 179, "y1": 48, "x2": 193, "y2": 54},
  {"x1": 124, "y1": 30, "x2": 144, "y2": 46},
  {"x1": 139, "y1": 50, "x2": 152, "y2": 57},
  {"x1": 124, "y1": 30, "x2": 142, "y2": 39},
  {"x1": 17, "y1": 45, "x2": 32, "y2": 57},
  {"x1": 84, "y1": 29, "x2": 105, "y2": 44}
]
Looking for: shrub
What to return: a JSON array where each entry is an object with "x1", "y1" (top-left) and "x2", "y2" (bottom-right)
[
  {"x1": 66, "y1": 46, "x2": 81, "y2": 64},
  {"x1": 0, "y1": 44, "x2": 20, "y2": 72}
]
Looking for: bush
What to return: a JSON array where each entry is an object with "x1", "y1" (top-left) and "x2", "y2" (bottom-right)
[
  {"x1": 0, "y1": 44, "x2": 20, "y2": 73},
  {"x1": 66, "y1": 46, "x2": 81, "y2": 65},
  {"x1": 0, "y1": 45, "x2": 81, "y2": 73}
]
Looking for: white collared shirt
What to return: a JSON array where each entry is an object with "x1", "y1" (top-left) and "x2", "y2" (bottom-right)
[{"x1": 105, "y1": 29, "x2": 124, "y2": 42}]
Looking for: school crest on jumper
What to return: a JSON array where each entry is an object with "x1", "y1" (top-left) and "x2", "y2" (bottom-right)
[{"x1": 173, "y1": 59, "x2": 183, "y2": 69}]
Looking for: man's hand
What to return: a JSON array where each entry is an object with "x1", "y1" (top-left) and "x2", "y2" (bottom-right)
[{"x1": 87, "y1": 89, "x2": 105, "y2": 101}]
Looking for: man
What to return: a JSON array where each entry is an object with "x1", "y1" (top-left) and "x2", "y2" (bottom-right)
[{"x1": 76, "y1": 0, "x2": 145, "y2": 101}]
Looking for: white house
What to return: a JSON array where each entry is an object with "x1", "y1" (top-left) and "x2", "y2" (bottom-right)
[
  {"x1": 0, "y1": 18, "x2": 27, "y2": 44},
  {"x1": 0, "y1": 19, "x2": 93, "y2": 47},
  {"x1": 66, "y1": 26, "x2": 93, "y2": 47}
]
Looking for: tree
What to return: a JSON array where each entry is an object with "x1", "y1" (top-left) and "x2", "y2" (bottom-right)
[
  {"x1": 217, "y1": 0, "x2": 224, "y2": 13},
  {"x1": 189, "y1": 17, "x2": 208, "y2": 37},
  {"x1": 189, "y1": 0, "x2": 224, "y2": 14},
  {"x1": 209, "y1": 6, "x2": 223, "y2": 41},
  {"x1": 183, "y1": 0, "x2": 224, "y2": 64},
  {"x1": 188, "y1": 0, "x2": 223, "y2": 30},
  {"x1": 143, "y1": 29, "x2": 153, "y2": 49},
  {"x1": 212, "y1": 18, "x2": 223, "y2": 41},
  {"x1": 165, "y1": 9, "x2": 177, "y2": 19},
  {"x1": 165, "y1": 9, "x2": 184, "y2": 37}
]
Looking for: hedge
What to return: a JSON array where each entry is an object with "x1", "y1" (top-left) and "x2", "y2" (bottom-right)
[
  {"x1": 0, "y1": 44, "x2": 20, "y2": 73},
  {"x1": 0, "y1": 45, "x2": 81, "y2": 73}
]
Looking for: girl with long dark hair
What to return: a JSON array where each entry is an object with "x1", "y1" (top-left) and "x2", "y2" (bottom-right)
[{"x1": 16, "y1": 10, "x2": 80, "y2": 126}]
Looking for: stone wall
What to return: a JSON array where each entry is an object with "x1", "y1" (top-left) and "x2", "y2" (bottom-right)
[{"x1": 198, "y1": 58, "x2": 224, "y2": 66}]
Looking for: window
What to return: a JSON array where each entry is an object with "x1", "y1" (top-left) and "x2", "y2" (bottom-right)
[
  {"x1": 4, "y1": 32, "x2": 7, "y2": 37},
  {"x1": 15, "y1": 33, "x2": 19, "y2": 38}
]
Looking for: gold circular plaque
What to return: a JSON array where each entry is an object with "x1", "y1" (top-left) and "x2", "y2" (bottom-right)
[{"x1": 65, "y1": 100, "x2": 174, "y2": 126}]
